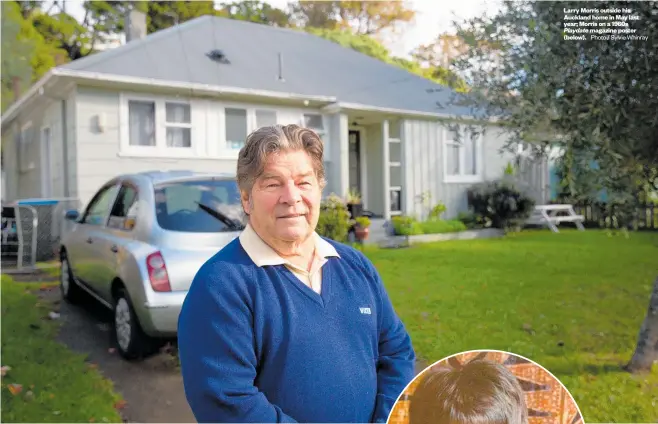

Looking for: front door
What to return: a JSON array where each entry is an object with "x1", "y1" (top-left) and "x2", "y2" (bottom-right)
[{"x1": 348, "y1": 130, "x2": 361, "y2": 195}]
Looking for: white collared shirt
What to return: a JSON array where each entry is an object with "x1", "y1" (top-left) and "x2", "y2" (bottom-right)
[{"x1": 238, "y1": 224, "x2": 340, "y2": 294}]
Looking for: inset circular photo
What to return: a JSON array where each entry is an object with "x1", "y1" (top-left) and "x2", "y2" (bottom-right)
[{"x1": 388, "y1": 350, "x2": 583, "y2": 424}]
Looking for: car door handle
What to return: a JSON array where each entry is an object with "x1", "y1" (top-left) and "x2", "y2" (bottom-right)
[
  {"x1": 110, "y1": 245, "x2": 118, "y2": 253},
  {"x1": 86, "y1": 237, "x2": 93, "y2": 244}
]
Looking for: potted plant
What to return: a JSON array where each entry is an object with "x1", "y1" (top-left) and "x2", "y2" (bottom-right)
[
  {"x1": 354, "y1": 216, "x2": 371, "y2": 242},
  {"x1": 345, "y1": 188, "x2": 363, "y2": 218}
]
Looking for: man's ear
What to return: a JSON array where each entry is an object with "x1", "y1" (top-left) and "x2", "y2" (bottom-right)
[{"x1": 240, "y1": 190, "x2": 251, "y2": 216}]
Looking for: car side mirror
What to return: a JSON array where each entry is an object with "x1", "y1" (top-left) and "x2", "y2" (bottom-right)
[{"x1": 65, "y1": 210, "x2": 80, "y2": 221}]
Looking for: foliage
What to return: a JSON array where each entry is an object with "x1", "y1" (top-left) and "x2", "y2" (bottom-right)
[
  {"x1": 467, "y1": 179, "x2": 535, "y2": 231},
  {"x1": 290, "y1": 1, "x2": 415, "y2": 36},
  {"x1": 369, "y1": 230, "x2": 658, "y2": 422},
  {"x1": 220, "y1": 0, "x2": 291, "y2": 27},
  {"x1": 428, "y1": 202, "x2": 447, "y2": 220},
  {"x1": 354, "y1": 216, "x2": 371, "y2": 228},
  {"x1": 391, "y1": 215, "x2": 467, "y2": 236},
  {"x1": 1, "y1": 276, "x2": 123, "y2": 422},
  {"x1": 345, "y1": 188, "x2": 362, "y2": 204},
  {"x1": 456, "y1": 211, "x2": 485, "y2": 229},
  {"x1": 316, "y1": 194, "x2": 351, "y2": 242},
  {"x1": 448, "y1": 1, "x2": 658, "y2": 208}
]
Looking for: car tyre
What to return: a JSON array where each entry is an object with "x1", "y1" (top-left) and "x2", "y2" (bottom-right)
[
  {"x1": 60, "y1": 252, "x2": 84, "y2": 304},
  {"x1": 113, "y1": 287, "x2": 159, "y2": 360}
]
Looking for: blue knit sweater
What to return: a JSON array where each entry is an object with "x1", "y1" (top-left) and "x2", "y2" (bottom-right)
[{"x1": 177, "y1": 237, "x2": 415, "y2": 423}]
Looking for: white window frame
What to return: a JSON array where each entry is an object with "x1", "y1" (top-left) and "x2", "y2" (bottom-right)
[
  {"x1": 119, "y1": 93, "x2": 196, "y2": 158},
  {"x1": 443, "y1": 124, "x2": 484, "y2": 184},
  {"x1": 255, "y1": 109, "x2": 278, "y2": 128},
  {"x1": 19, "y1": 122, "x2": 35, "y2": 172}
]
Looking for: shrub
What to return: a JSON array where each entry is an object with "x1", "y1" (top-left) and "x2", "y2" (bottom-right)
[
  {"x1": 355, "y1": 216, "x2": 371, "y2": 228},
  {"x1": 316, "y1": 194, "x2": 351, "y2": 242},
  {"x1": 467, "y1": 180, "x2": 536, "y2": 231},
  {"x1": 419, "y1": 219, "x2": 467, "y2": 234},
  {"x1": 456, "y1": 211, "x2": 484, "y2": 229},
  {"x1": 428, "y1": 202, "x2": 447, "y2": 220},
  {"x1": 391, "y1": 216, "x2": 423, "y2": 236}
]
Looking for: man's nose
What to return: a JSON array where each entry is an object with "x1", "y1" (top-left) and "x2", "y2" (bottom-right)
[{"x1": 279, "y1": 182, "x2": 302, "y2": 204}]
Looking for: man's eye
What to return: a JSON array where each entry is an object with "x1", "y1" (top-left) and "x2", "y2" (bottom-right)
[{"x1": 300, "y1": 182, "x2": 312, "y2": 186}]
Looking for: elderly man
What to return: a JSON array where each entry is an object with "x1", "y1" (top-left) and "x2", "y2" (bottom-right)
[{"x1": 178, "y1": 124, "x2": 415, "y2": 423}]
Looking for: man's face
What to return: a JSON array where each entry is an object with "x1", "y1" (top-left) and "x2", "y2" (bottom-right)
[{"x1": 242, "y1": 149, "x2": 322, "y2": 244}]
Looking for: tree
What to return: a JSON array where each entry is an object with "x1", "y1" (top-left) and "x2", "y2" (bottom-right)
[
  {"x1": 290, "y1": 1, "x2": 415, "y2": 36},
  {"x1": 2, "y1": 2, "x2": 34, "y2": 112},
  {"x1": 447, "y1": 0, "x2": 658, "y2": 373},
  {"x1": 2, "y1": 1, "x2": 69, "y2": 112},
  {"x1": 220, "y1": 0, "x2": 291, "y2": 27}
]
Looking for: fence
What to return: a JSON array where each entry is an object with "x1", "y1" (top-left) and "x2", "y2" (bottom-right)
[
  {"x1": 571, "y1": 202, "x2": 658, "y2": 231},
  {"x1": 1, "y1": 197, "x2": 81, "y2": 271}
]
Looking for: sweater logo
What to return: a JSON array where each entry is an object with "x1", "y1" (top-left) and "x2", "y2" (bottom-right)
[{"x1": 359, "y1": 307, "x2": 372, "y2": 315}]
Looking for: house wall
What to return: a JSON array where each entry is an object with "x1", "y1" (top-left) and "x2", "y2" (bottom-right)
[
  {"x1": 73, "y1": 87, "x2": 333, "y2": 208},
  {"x1": 402, "y1": 119, "x2": 519, "y2": 219},
  {"x1": 1, "y1": 94, "x2": 70, "y2": 202}
]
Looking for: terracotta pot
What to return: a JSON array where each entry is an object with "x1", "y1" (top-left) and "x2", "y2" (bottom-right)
[{"x1": 354, "y1": 226, "x2": 369, "y2": 241}]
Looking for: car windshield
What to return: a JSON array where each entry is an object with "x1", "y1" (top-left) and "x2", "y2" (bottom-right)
[{"x1": 154, "y1": 178, "x2": 244, "y2": 233}]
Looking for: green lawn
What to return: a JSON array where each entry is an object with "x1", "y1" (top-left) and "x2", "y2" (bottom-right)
[
  {"x1": 1, "y1": 276, "x2": 123, "y2": 423},
  {"x1": 367, "y1": 229, "x2": 658, "y2": 423}
]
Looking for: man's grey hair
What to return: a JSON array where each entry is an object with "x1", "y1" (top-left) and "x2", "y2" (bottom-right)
[{"x1": 236, "y1": 124, "x2": 326, "y2": 194}]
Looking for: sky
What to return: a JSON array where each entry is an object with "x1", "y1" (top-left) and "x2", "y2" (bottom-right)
[{"x1": 56, "y1": 0, "x2": 502, "y2": 58}]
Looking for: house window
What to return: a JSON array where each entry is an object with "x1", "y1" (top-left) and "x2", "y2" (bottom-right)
[
  {"x1": 303, "y1": 113, "x2": 325, "y2": 136},
  {"x1": 445, "y1": 125, "x2": 481, "y2": 180},
  {"x1": 226, "y1": 108, "x2": 247, "y2": 149},
  {"x1": 256, "y1": 110, "x2": 277, "y2": 128},
  {"x1": 165, "y1": 102, "x2": 192, "y2": 148},
  {"x1": 128, "y1": 100, "x2": 156, "y2": 146}
]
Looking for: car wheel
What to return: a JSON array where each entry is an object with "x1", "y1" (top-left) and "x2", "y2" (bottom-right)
[
  {"x1": 113, "y1": 287, "x2": 159, "y2": 360},
  {"x1": 60, "y1": 252, "x2": 83, "y2": 303}
]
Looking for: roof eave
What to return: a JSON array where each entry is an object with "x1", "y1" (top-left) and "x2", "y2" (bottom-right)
[{"x1": 322, "y1": 101, "x2": 503, "y2": 124}]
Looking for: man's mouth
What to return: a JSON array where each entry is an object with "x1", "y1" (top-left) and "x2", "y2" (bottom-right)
[{"x1": 279, "y1": 213, "x2": 306, "y2": 219}]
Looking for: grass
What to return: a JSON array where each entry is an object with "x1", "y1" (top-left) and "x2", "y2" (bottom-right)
[
  {"x1": 1, "y1": 275, "x2": 123, "y2": 423},
  {"x1": 366, "y1": 229, "x2": 658, "y2": 423}
]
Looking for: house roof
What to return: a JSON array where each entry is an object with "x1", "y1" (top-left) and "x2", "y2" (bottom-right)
[{"x1": 60, "y1": 15, "x2": 474, "y2": 117}]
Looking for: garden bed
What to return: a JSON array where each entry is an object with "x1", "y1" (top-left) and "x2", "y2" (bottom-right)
[{"x1": 380, "y1": 228, "x2": 505, "y2": 248}]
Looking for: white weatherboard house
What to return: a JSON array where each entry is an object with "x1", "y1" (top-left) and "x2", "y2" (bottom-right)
[{"x1": 1, "y1": 13, "x2": 548, "y2": 224}]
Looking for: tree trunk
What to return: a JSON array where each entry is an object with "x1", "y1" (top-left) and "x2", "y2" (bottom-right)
[{"x1": 626, "y1": 275, "x2": 658, "y2": 373}]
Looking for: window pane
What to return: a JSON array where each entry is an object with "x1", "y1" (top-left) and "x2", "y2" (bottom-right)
[
  {"x1": 303, "y1": 114, "x2": 324, "y2": 130},
  {"x1": 448, "y1": 144, "x2": 460, "y2": 175},
  {"x1": 464, "y1": 132, "x2": 476, "y2": 175},
  {"x1": 154, "y1": 179, "x2": 243, "y2": 233},
  {"x1": 83, "y1": 185, "x2": 120, "y2": 226},
  {"x1": 256, "y1": 110, "x2": 277, "y2": 128},
  {"x1": 166, "y1": 103, "x2": 191, "y2": 124},
  {"x1": 108, "y1": 186, "x2": 139, "y2": 230},
  {"x1": 128, "y1": 100, "x2": 156, "y2": 146},
  {"x1": 167, "y1": 127, "x2": 191, "y2": 147},
  {"x1": 226, "y1": 108, "x2": 247, "y2": 149}
]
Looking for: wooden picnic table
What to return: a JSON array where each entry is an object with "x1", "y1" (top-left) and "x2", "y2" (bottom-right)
[{"x1": 526, "y1": 204, "x2": 585, "y2": 233}]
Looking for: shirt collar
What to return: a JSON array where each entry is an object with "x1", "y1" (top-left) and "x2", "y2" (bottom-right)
[{"x1": 239, "y1": 223, "x2": 340, "y2": 267}]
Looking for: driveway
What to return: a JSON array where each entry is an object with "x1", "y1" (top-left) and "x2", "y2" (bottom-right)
[{"x1": 37, "y1": 287, "x2": 195, "y2": 423}]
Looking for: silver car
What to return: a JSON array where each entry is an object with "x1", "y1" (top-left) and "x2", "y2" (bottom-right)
[{"x1": 59, "y1": 171, "x2": 244, "y2": 360}]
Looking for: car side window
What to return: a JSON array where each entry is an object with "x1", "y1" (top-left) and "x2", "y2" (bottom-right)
[
  {"x1": 108, "y1": 185, "x2": 139, "y2": 231},
  {"x1": 81, "y1": 184, "x2": 120, "y2": 226}
]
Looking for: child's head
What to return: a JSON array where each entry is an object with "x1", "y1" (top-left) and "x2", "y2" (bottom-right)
[{"x1": 408, "y1": 358, "x2": 528, "y2": 424}]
